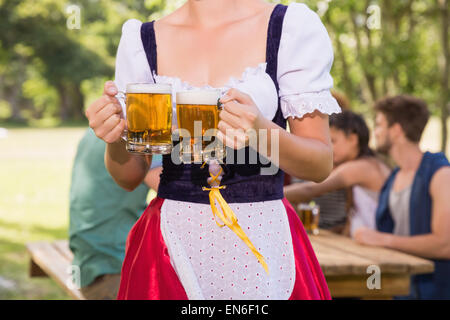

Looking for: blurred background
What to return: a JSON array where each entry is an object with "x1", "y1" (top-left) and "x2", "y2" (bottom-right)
[{"x1": 0, "y1": 0, "x2": 448, "y2": 299}]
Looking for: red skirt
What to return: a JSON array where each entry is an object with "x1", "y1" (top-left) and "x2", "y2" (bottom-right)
[{"x1": 117, "y1": 196, "x2": 331, "y2": 300}]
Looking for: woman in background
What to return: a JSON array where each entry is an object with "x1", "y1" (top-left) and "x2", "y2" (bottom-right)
[
  {"x1": 285, "y1": 91, "x2": 351, "y2": 233},
  {"x1": 284, "y1": 110, "x2": 391, "y2": 237}
]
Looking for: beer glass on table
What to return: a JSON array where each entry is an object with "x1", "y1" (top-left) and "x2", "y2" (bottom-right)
[
  {"x1": 298, "y1": 202, "x2": 320, "y2": 235},
  {"x1": 121, "y1": 83, "x2": 173, "y2": 155},
  {"x1": 176, "y1": 89, "x2": 225, "y2": 163}
]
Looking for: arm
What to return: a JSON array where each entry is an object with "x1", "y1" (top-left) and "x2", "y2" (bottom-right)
[
  {"x1": 284, "y1": 160, "x2": 368, "y2": 204},
  {"x1": 218, "y1": 91, "x2": 333, "y2": 183},
  {"x1": 85, "y1": 81, "x2": 151, "y2": 192},
  {"x1": 217, "y1": 6, "x2": 339, "y2": 183},
  {"x1": 144, "y1": 166, "x2": 163, "y2": 191},
  {"x1": 355, "y1": 167, "x2": 450, "y2": 259},
  {"x1": 267, "y1": 110, "x2": 333, "y2": 183},
  {"x1": 105, "y1": 140, "x2": 152, "y2": 192},
  {"x1": 100, "y1": 19, "x2": 154, "y2": 192}
]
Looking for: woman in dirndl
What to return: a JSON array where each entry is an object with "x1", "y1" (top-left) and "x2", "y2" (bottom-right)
[{"x1": 86, "y1": 0, "x2": 341, "y2": 300}]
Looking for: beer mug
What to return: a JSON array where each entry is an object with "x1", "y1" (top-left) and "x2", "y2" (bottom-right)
[
  {"x1": 298, "y1": 202, "x2": 320, "y2": 235},
  {"x1": 119, "y1": 83, "x2": 173, "y2": 155},
  {"x1": 176, "y1": 89, "x2": 226, "y2": 163}
]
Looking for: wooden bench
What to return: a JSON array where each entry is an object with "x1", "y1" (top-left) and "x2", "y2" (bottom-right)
[{"x1": 26, "y1": 240, "x2": 85, "y2": 300}]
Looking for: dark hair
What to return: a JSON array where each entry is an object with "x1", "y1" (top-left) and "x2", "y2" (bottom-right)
[
  {"x1": 374, "y1": 95, "x2": 430, "y2": 143},
  {"x1": 329, "y1": 110, "x2": 375, "y2": 158},
  {"x1": 331, "y1": 90, "x2": 351, "y2": 111},
  {"x1": 330, "y1": 111, "x2": 379, "y2": 233}
]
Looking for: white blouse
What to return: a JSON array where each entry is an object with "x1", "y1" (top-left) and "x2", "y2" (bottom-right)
[
  {"x1": 114, "y1": 2, "x2": 341, "y2": 122},
  {"x1": 114, "y1": 3, "x2": 341, "y2": 300}
]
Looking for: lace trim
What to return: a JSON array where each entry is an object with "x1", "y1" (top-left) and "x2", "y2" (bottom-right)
[
  {"x1": 280, "y1": 91, "x2": 342, "y2": 119},
  {"x1": 153, "y1": 62, "x2": 268, "y2": 91}
]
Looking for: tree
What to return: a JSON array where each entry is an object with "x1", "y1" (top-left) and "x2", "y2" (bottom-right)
[
  {"x1": 0, "y1": 0, "x2": 168, "y2": 122},
  {"x1": 437, "y1": 0, "x2": 449, "y2": 152},
  {"x1": 294, "y1": 0, "x2": 448, "y2": 153}
]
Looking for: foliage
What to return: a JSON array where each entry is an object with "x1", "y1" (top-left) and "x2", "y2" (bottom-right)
[
  {"x1": 0, "y1": 0, "x2": 168, "y2": 122},
  {"x1": 0, "y1": 0, "x2": 448, "y2": 150},
  {"x1": 271, "y1": 0, "x2": 448, "y2": 152}
]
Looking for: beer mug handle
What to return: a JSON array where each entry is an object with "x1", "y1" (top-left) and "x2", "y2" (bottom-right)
[{"x1": 116, "y1": 91, "x2": 128, "y2": 142}]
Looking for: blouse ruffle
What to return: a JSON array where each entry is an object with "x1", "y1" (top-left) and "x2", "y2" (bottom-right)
[
  {"x1": 280, "y1": 91, "x2": 342, "y2": 119},
  {"x1": 153, "y1": 62, "x2": 267, "y2": 91}
]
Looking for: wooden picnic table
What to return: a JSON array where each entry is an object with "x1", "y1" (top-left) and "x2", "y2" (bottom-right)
[
  {"x1": 27, "y1": 230, "x2": 434, "y2": 300},
  {"x1": 308, "y1": 229, "x2": 435, "y2": 298}
]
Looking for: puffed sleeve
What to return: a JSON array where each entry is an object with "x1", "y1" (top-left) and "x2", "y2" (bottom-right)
[
  {"x1": 277, "y1": 3, "x2": 341, "y2": 119},
  {"x1": 114, "y1": 19, "x2": 154, "y2": 115}
]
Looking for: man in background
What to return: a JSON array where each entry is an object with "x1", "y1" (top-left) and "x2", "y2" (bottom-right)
[
  {"x1": 355, "y1": 95, "x2": 450, "y2": 299},
  {"x1": 69, "y1": 128, "x2": 162, "y2": 299}
]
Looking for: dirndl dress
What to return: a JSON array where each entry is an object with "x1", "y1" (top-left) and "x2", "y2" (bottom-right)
[{"x1": 114, "y1": 3, "x2": 342, "y2": 300}]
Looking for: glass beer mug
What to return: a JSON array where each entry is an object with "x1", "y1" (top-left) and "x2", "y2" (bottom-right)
[
  {"x1": 298, "y1": 202, "x2": 320, "y2": 235},
  {"x1": 119, "y1": 83, "x2": 173, "y2": 155},
  {"x1": 176, "y1": 89, "x2": 226, "y2": 163}
]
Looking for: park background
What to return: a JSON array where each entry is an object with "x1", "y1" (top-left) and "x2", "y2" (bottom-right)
[{"x1": 0, "y1": 0, "x2": 448, "y2": 299}]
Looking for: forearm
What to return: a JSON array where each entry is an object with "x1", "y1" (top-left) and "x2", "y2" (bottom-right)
[
  {"x1": 258, "y1": 118, "x2": 333, "y2": 182},
  {"x1": 383, "y1": 232, "x2": 450, "y2": 260},
  {"x1": 105, "y1": 139, "x2": 151, "y2": 191},
  {"x1": 284, "y1": 182, "x2": 316, "y2": 204},
  {"x1": 144, "y1": 167, "x2": 162, "y2": 191}
]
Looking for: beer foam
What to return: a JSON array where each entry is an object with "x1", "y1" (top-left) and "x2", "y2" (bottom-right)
[
  {"x1": 126, "y1": 83, "x2": 172, "y2": 94},
  {"x1": 176, "y1": 89, "x2": 221, "y2": 105}
]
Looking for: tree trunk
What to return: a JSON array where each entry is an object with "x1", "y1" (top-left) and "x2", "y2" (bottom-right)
[
  {"x1": 438, "y1": 0, "x2": 449, "y2": 154},
  {"x1": 72, "y1": 83, "x2": 85, "y2": 120},
  {"x1": 0, "y1": 72, "x2": 26, "y2": 122},
  {"x1": 56, "y1": 82, "x2": 85, "y2": 121},
  {"x1": 335, "y1": 34, "x2": 355, "y2": 102},
  {"x1": 323, "y1": 13, "x2": 355, "y2": 103},
  {"x1": 57, "y1": 83, "x2": 70, "y2": 121},
  {"x1": 350, "y1": 10, "x2": 378, "y2": 104}
]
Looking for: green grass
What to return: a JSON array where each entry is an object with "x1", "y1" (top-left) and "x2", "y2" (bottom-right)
[
  {"x1": 0, "y1": 126, "x2": 158, "y2": 299},
  {"x1": 0, "y1": 127, "x2": 86, "y2": 299},
  {"x1": 0, "y1": 117, "x2": 448, "y2": 299}
]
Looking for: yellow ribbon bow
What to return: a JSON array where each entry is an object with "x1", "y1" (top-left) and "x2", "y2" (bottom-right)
[{"x1": 201, "y1": 163, "x2": 269, "y2": 274}]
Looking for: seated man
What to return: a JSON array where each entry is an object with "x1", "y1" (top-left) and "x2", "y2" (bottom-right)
[
  {"x1": 354, "y1": 95, "x2": 450, "y2": 299},
  {"x1": 69, "y1": 128, "x2": 162, "y2": 300}
]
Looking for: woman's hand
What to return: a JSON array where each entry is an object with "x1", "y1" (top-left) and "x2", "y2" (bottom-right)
[
  {"x1": 85, "y1": 81, "x2": 126, "y2": 144},
  {"x1": 217, "y1": 88, "x2": 264, "y2": 149}
]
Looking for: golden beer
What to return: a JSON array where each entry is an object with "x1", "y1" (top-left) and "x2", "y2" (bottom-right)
[
  {"x1": 298, "y1": 203, "x2": 320, "y2": 235},
  {"x1": 125, "y1": 83, "x2": 172, "y2": 154},
  {"x1": 176, "y1": 89, "x2": 224, "y2": 162}
]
